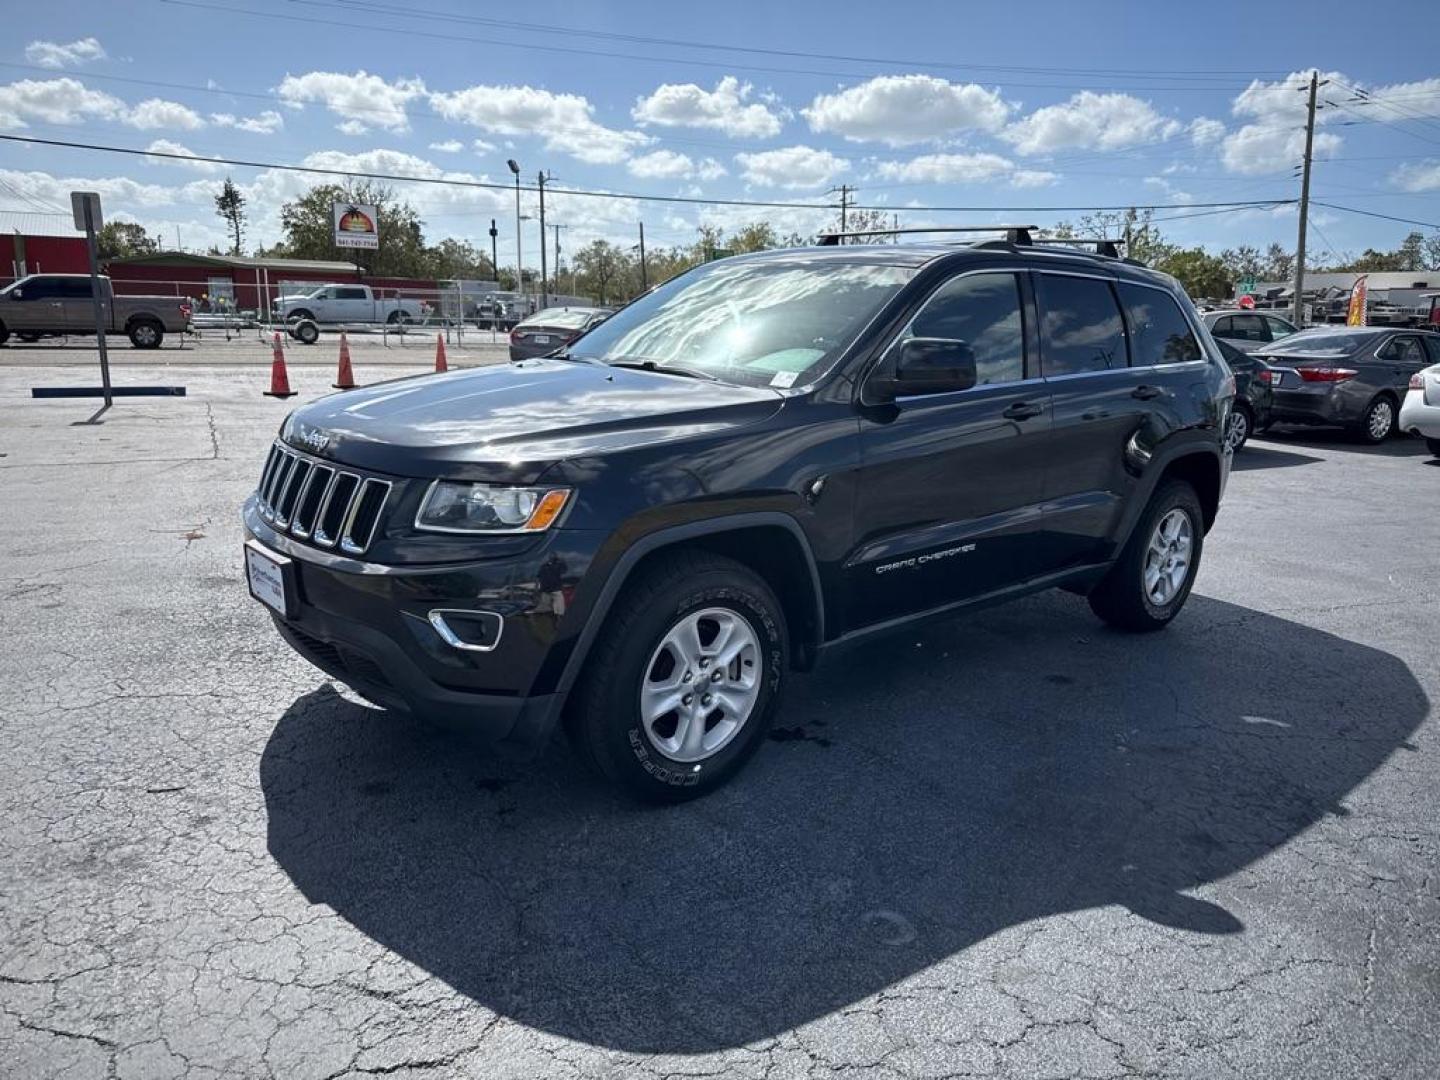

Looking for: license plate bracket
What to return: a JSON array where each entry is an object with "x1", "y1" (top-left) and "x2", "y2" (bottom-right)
[{"x1": 245, "y1": 539, "x2": 296, "y2": 618}]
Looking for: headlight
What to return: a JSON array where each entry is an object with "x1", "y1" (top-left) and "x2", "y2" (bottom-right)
[{"x1": 415, "y1": 481, "x2": 571, "y2": 533}]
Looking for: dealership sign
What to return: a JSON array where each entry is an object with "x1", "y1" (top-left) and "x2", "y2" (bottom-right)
[{"x1": 333, "y1": 202, "x2": 379, "y2": 249}]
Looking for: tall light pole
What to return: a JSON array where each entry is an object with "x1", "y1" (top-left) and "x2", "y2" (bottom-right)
[
  {"x1": 507, "y1": 159, "x2": 522, "y2": 306},
  {"x1": 488, "y1": 218, "x2": 498, "y2": 283},
  {"x1": 537, "y1": 170, "x2": 550, "y2": 309}
]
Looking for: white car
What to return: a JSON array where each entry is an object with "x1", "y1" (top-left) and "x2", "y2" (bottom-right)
[{"x1": 1398, "y1": 361, "x2": 1440, "y2": 457}]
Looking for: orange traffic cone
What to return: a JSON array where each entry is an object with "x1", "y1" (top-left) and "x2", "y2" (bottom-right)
[
  {"x1": 264, "y1": 332, "x2": 296, "y2": 398},
  {"x1": 333, "y1": 332, "x2": 356, "y2": 389},
  {"x1": 434, "y1": 333, "x2": 448, "y2": 374}
]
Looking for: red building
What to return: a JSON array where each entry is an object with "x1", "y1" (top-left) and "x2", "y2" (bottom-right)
[
  {"x1": 104, "y1": 251, "x2": 439, "y2": 312},
  {"x1": 1, "y1": 231, "x2": 90, "y2": 281}
]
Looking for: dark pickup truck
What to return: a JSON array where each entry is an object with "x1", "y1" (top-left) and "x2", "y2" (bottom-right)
[
  {"x1": 0, "y1": 273, "x2": 190, "y2": 348},
  {"x1": 243, "y1": 229, "x2": 1233, "y2": 801}
]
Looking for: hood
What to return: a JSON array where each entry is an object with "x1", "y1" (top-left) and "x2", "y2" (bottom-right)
[{"x1": 283, "y1": 357, "x2": 784, "y2": 483}]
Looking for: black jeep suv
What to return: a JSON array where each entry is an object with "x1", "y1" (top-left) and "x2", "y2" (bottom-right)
[{"x1": 243, "y1": 231, "x2": 1233, "y2": 801}]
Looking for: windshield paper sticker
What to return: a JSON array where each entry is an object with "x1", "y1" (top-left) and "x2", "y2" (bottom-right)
[{"x1": 770, "y1": 371, "x2": 800, "y2": 388}]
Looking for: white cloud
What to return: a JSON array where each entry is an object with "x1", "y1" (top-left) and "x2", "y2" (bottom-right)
[
  {"x1": 735, "y1": 145, "x2": 848, "y2": 188},
  {"x1": 632, "y1": 76, "x2": 784, "y2": 138},
  {"x1": 1365, "y1": 77, "x2": 1440, "y2": 118},
  {"x1": 1190, "y1": 117, "x2": 1225, "y2": 146},
  {"x1": 1392, "y1": 160, "x2": 1440, "y2": 192},
  {"x1": 336, "y1": 119, "x2": 368, "y2": 136},
  {"x1": 24, "y1": 37, "x2": 106, "y2": 69},
  {"x1": 429, "y1": 83, "x2": 649, "y2": 165},
  {"x1": 144, "y1": 139, "x2": 223, "y2": 174},
  {"x1": 0, "y1": 167, "x2": 201, "y2": 210},
  {"x1": 276, "y1": 70, "x2": 426, "y2": 132},
  {"x1": 1144, "y1": 175, "x2": 1193, "y2": 203},
  {"x1": 1003, "y1": 91, "x2": 1181, "y2": 155},
  {"x1": 803, "y1": 75, "x2": 1012, "y2": 146},
  {"x1": 627, "y1": 150, "x2": 728, "y2": 181},
  {"x1": 429, "y1": 139, "x2": 464, "y2": 153},
  {"x1": 1232, "y1": 71, "x2": 1344, "y2": 121},
  {"x1": 0, "y1": 77, "x2": 124, "y2": 129},
  {"x1": 874, "y1": 152, "x2": 1056, "y2": 189},
  {"x1": 1220, "y1": 124, "x2": 1340, "y2": 175},
  {"x1": 125, "y1": 98, "x2": 206, "y2": 131},
  {"x1": 473, "y1": 138, "x2": 497, "y2": 153},
  {"x1": 211, "y1": 110, "x2": 284, "y2": 134}
]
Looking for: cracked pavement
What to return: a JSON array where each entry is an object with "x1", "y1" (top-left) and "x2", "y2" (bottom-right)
[{"x1": 1, "y1": 366, "x2": 1437, "y2": 1078}]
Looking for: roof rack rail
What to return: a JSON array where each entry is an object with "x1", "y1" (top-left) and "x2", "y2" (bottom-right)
[
  {"x1": 1031, "y1": 236, "x2": 1123, "y2": 258},
  {"x1": 816, "y1": 225, "x2": 1037, "y2": 246}
]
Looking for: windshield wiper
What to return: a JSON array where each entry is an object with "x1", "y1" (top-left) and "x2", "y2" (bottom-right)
[{"x1": 605, "y1": 358, "x2": 721, "y2": 382}]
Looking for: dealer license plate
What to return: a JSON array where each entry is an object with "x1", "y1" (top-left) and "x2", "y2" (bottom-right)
[{"x1": 245, "y1": 540, "x2": 290, "y2": 615}]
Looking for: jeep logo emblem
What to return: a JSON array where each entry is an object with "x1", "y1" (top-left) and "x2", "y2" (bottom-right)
[{"x1": 298, "y1": 428, "x2": 330, "y2": 452}]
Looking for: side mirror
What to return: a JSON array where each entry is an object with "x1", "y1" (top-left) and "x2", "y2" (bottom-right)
[
  {"x1": 881, "y1": 337, "x2": 977, "y2": 398},
  {"x1": 9, "y1": 289, "x2": 21, "y2": 300}
]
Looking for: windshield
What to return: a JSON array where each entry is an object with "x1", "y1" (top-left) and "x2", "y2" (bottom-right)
[
  {"x1": 525, "y1": 308, "x2": 597, "y2": 329},
  {"x1": 1265, "y1": 331, "x2": 1378, "y2": 356},
  {"x1": 570, "y1": 257, "x2": 912, "y2": 388}
]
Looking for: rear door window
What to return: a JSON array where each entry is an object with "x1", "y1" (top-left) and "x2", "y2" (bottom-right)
[
  {"x1": 1035, "y1": 273, "x2": 1126, "y2": 376},
  {"x1": 1423, "y1": 336, "x2": 1440, "y2": 364},
  {"x1": 336, "y1": 287, "x2": 368, "y2": 300},
  {"x1": 1385, "y1": 336, "x2": 1427, "y2": 365},
  {"x1": 1264, "y1": 315, "x2": 1296, "y2": 341},
  {"x1": 1117, "y1": 283, "x2": 1203, "y2": 366},
  {"x1": 1212, "y1": 315, "x2": 1234, "y2": 336},
  {"x1": 54, "y1": 279, "x2": 93, "y2": 299}
]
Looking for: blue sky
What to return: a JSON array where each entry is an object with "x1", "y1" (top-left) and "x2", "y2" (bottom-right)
[{"x1": 2, "y1": 0, "x2": 1438, "y2": 268}]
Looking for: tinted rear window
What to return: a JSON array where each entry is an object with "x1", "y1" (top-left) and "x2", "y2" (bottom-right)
[
  {"x1": 1118, "y1": 284, "x2": 1202, "y2": 366},
  {"x1": 1036, "y1": 274, "x2": 1126, "y2": 375},
  {"x1": 1265, "y1": 331, "x2": 1378, "y2": 356},
  {"x1": 525, "y1": 309, "x2": 596, "y2": 330}
]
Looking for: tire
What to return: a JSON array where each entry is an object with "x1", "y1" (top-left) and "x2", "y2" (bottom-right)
[
  {"x1": 386, "y1": 310, "x2": 411, "y2": 326},
  {"x1": 1224, "y1": 403, "x2": 1253, "y2": 452},
  {"x1": 17, "y1": 332, "x2": 40, "y2": 344},
  {"x1": 1088, "y1": 479, "x2": 1205, "y2": 633},
  {"x1": 287, "y1": 309, "x2": 315, "y2": 324},
  {"x1": 293, "y1": 320, "x2": 320, "y2": 346},
  {"x1": 127, "y1": 319, "x2": 163, "y2": 349},
  {"x1": 1355, "y1": 395, "x2": 1397, "y2": 444},
  {"x1": 566, "y1": 551, "x2": 788, "y2": 802},
  {"x1": 0, "y1": 322, "x2": 8, "y2": 345},
  {"x1": 1427, "y1": 437, "x2": 1440, "y2": 458}
]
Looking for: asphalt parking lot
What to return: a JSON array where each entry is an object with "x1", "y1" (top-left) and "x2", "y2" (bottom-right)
[{"x1": 1, "y1": 366, "x2": 1437, "y2": 1079}]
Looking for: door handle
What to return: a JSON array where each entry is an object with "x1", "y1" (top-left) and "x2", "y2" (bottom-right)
[
  {"x1": 1131, "y1": 384, "x2": 1165, "y2": 400},
  {"x1": 1002, "y1": 401, "x2": 1045, "y2": 420}
]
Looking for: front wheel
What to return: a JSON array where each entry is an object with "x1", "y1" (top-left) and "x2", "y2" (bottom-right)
[
  {"x1": 293, "y1": 319, "x2": 320, "y2": 346},
  {"x1": 128, "y1": 319, "x2": 163, "y2": 349},
  {"x1": 386, "y1": 310, "x2": 411, "y2": 326},
  {"x1": 1356, "y1": 396, "x2": 1396, "y2": 444},
  {"x1": 1088, "y1": 480, "x2": 1204, "y2": 632},
  {"x1": 567, "y1": 551, "x2": 787, "y2": 802}
]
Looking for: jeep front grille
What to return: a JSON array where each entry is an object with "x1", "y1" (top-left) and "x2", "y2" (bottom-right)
[{"x1": 255, "y1": 442, "x2": 391, "y2": 555}]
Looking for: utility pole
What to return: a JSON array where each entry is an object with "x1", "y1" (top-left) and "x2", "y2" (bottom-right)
[
  {"x1": 638, "y1": 221, "x2": 648, "y2": 291},
  {"x1": 827, "y1": 184, "x2": 851, "y2": 243},
  {"x1": 1292, "y1": 70, "x2": 1325, "y2": 327},
  {"x1": 537, "y1": 170, "x2": 549, "y2": 309}
]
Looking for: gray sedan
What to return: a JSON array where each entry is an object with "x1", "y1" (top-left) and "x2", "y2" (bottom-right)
[
  {"x1": 1258, "y1": 327, "x2": 1440, "y2": 443},
  {"x1": 1201, "y1": 309, "x2": 1300, "y2": 354},
  {"x1": 508, "y1": 307, "x2": 611, "y2": 361}
]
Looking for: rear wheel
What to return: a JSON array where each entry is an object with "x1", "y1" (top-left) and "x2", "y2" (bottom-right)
[
  {"x1": 566, "y1": 551, "x2": 787, "y2": 802},
  {"x1": 127, "y1": 319, "x2": 163, "y2": 349},
  {"x1": 1224, "y1": 403, "x2": 1253, "y2": 452},
  {"x1": 1356, "y1": 395, "x2": 1396, "y2": 444},
  {"x1": 386, "y1": 310, "x2": 411, "y2": 326},
  {"x1": 1427, "y1": 437, "x2": 1440, "y2": 458},
  {"x1": 1088, "y1": 480, "x2": 1204, "y2": 632}
]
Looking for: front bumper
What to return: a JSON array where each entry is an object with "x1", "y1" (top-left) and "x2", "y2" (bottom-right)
[{"x1": 243, "y1": 497, "x2": 602, "y2": 755}]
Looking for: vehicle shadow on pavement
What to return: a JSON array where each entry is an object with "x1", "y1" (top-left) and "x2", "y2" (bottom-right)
[
  {"x1": 1256, "y1": 429, "x2": 1432, "y2": 458},
  {"x1": 1231, "y1": 445, "x2": 1323, "y2": 471},
  {"x1": 261, "y1": 593, "x2": 1427, "y2": 1053}
]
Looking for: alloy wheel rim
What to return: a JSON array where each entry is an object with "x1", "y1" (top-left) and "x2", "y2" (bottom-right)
[
  {"x1": 1144, "y1": 508, "x2": 1193, "y2": 607},
  {"x1": 136, "y1": 325, "x2": 157, "y2": 345},
  {"x1": 1225, "y1": 410, "x2": 1248, "y2": 450},
  {"x1": 639, "y1": 606, "x2": 761, "y2": 763},
  {"x1": 1369, "y1": 401, "x2": 1393, "y2": 440}
]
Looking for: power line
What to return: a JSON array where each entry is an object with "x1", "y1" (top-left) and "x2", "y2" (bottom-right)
[
  {"x1": 0, "y1": 133, "x2": 1300, "y2": 216},
  {"x1": 301, "y1": 0, "x2": 1288, "y2": 83},
  {"x1": 1311, "y1": 201, "x2": 1440, "y2": 230},
  {"x1": 159, "y1": 0, "x2": 1269, "y2": 92}
]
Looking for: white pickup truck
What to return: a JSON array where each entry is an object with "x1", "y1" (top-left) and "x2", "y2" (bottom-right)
[{"x1": 273, "y1": 284, "x2": 426, "y2": 326}]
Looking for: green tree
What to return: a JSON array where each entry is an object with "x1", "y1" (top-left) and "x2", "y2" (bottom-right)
[
  {"x1": 1398, "y1": 231, "x2": 1425, "y2": 272},
  {"x1": 573, "y1": 239, "x2": 628, "y2": 305},
  {"x1": 727, "y1": 222, "x2": 778, "y2": 253},
  {"x1": 1153, "y1": 247, "x2": 1232, "y2": 299},
  {"x1": 275, "y1": 182, "x2": 430, "y2": 277},
  {"x1": 1220, "y1": 245, "x2": 1263, "y2": 282},
  {"x1": 1425, "y1": 233, "x2": 1440, "y2": 272},
  {"x1": 214, "y1": 177, "x2": 247, "y2": 256},
  {"x1": 1263, "y1": 243, "x2": 1295, "y2": 282},
  {"x1": 96, "y1": 220, "x2": 159, "y2": 260},
  {"x1": 425, "y1": 237, "x2": 494, "y2": 280}
]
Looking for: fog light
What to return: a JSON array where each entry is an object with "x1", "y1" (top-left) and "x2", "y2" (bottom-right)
[{"x1": 428, "y1": 609, "x2": 504, "y2": 652}]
